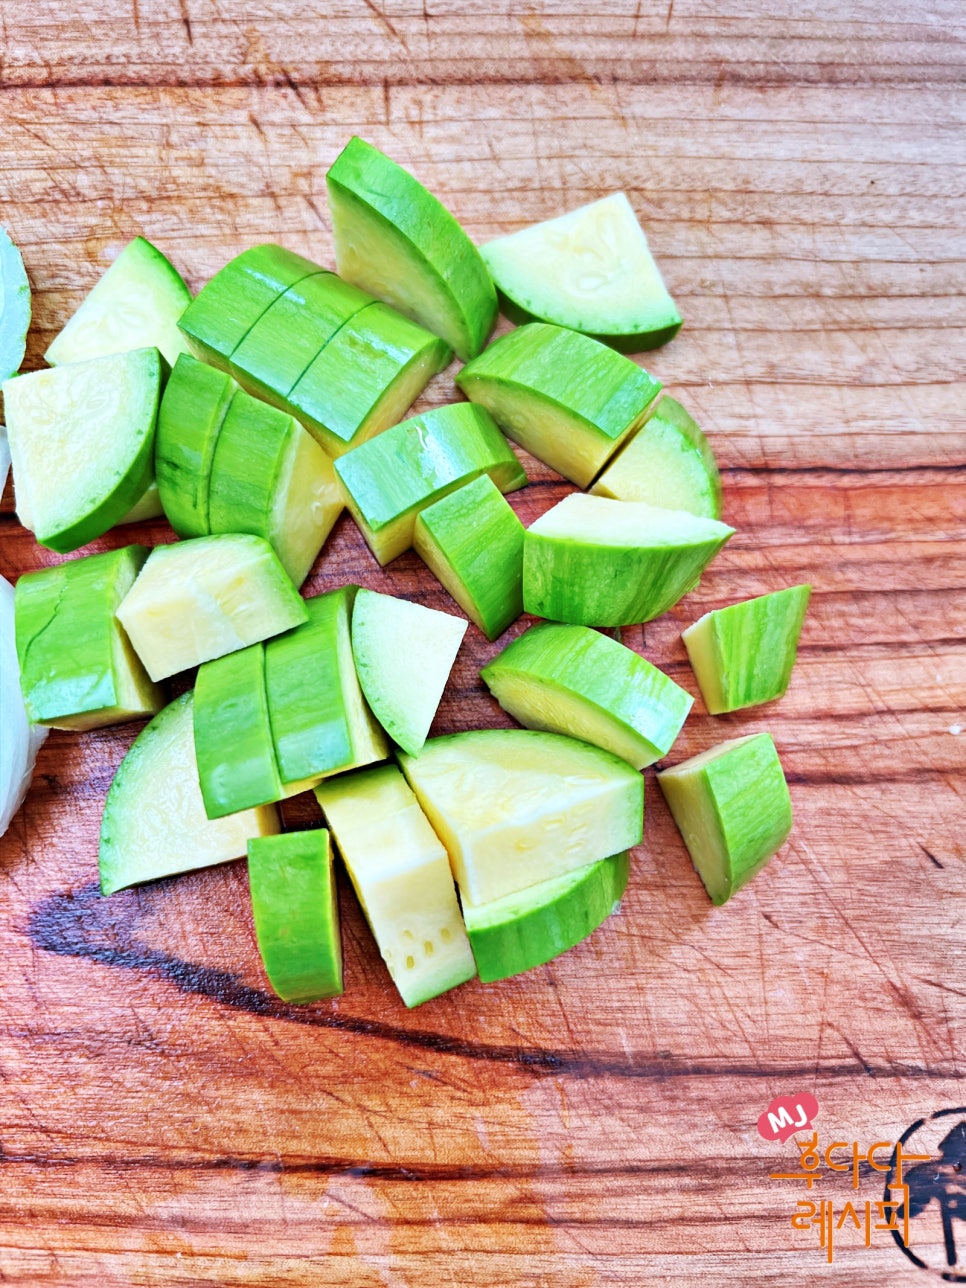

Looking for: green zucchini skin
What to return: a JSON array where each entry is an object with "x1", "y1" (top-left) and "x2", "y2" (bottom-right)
[
  {"x1": 522, "y1": 495, "x2": 734, "y2": 627},
  {"x1": 334, "y1": 402, "x2": 527, "y2": 566},
  {"x1": 463, "y1": 852, "x2": 630, "y2": 983},
  {"x1": 286, "y1": 301, "x2": 450, "y2": 457},
  {"x1": 327, "y1": 136, "x2": 496, "y2": 361},
  {"x1": 264, "y1": 587, "x2": 389, "y2": 787},
  {"x1": 193, "y1": 643, "x2": 283, "y2": 820},
  {"x1": 481, "y1": 622, "x2": 692, "y2": 769},
  {"x1": 658, "y1": 733, "x2": 792, "y2": 905},
  {"x1": 15, "y1": 545, "x2": 162, "y2": 730},
  {"x1": 414, "y1": 474, "x2": 524, "y2": 641},
  {"x1": 155, "y1": 353, "x2": 235, "y2": 538},
  {"x1": 230, "y1": 270, "x2": 373, "y2": 404},
  {"x1": 207, "y1": 393, "x2": 293, "y2": 539},
  {"x1": 456, "y1": 322, "x2": 662, "y2": 487},
  {"x1": 682, "y1": 585, "x2": 811, "y2": 713},
  {"x1": 496, "y1": 288, "x2": 682, "y2": 352},
  {"x1": 248, "y1": 829, "x2": 344, "y2": 1004},
  {"x1": 178, "y1": 244, "x2": 324, "y2": 366}
]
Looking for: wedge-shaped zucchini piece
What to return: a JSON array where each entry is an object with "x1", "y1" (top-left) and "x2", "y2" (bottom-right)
[
  {"x1": 456, "y1": 323, "x2": 661, "y2": 487},
  {"x1": 46, "y1": 236, "x2": 191, "y2": 368},
  {"x1": 414, "y1": 474, "x2": 524, "y2": 642},
  {"x1": 194, "y1": 643, "x2": 282, "y2": 819},
  {"x1": 398, "y1": 729, "x2": 643, "y2": 906},
  {"x1": 230, "y1": 270, "x2": 373, "y2": 404},
  {"x1": 99, "y1": 692, "x2": 280, "y2": 895},
  {"x1": 208, "y1": 390, "x2": 342, "y2": 587},
  {"x1": 248, "y1": 829, "x2": 344, "y2": 1003},
  {"x1": 657, "y1": 733, "x2": 792, "y2": 905},
  {"x1": 683, "y1": 585, "x2": 811, "y2": 714},
  {"x1": 178, "y1": 244, "x2": 323, "y2": 367},
  {"x1": 5, "y1": 348, "x2": 163, "y2": 553},
  {"x1": 350, "y1": 589, "x2": 467, "y2": 756},
  {"x1": 155, "y1": 353, "x2": 236, "y2": 538},
  {"x1": 524, "y1": 494, "x2": 734, "y2": 627},
  {"x1": 335, "y1": 403, "x2": 526, "y2": 566},
  {"x1": 315, "y1": 764, "x2": 476, "y2": 1007},
  {"x1": 15, "y1": 546, "x2": 162, "y2": 730},
  {"x1": 481, "y1": 623, "x2": 692, "y2": 770},
  {"x1": 287, "y1": 302, "x2": 450, "y2": 457},
  {"x1": 0, "y1": 226, "x2": 30, "y2": 385},
  {"x1": 481, "y1": 193, "x2": 682, "y2": 352},
  {"x1": 327, "y1": 136, "x2": 496, "y2": 360},
  {"x1": 265, "y1": 587, "x2": 388, "y2": 787},
  {"x1": 463, "y1": 851, "x2": 630, "y2": 983},
  {"x1": 44, "y1": 237, "x2": 188, "y2": 521},
  {"x1": 592, "y1": 395, "x2": 722, "y2": 520},
  {"x1": 116, "y1": 534, "x2": 307, "y2": 682}
]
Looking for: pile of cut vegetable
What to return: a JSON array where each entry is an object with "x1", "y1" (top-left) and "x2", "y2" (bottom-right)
[{"x1": 0, "y1": 137, "x2": 811, "y2": 1008}]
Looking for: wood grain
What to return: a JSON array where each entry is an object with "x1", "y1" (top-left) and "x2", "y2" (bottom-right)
[{"x1": 1, "y1": 4, "x2": 965, "y2": 1285}]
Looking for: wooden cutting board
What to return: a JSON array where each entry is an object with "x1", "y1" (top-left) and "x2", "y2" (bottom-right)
[{"x1": 1, "y1": 4, "x2": 964, "y2": 1284}]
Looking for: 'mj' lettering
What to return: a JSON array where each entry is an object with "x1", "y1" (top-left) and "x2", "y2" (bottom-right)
[
  {"x1": 757, "y1": 1092, "x2": 819, "y2": 1143},
  {"x1": 768, "y1": 1103, "x2": 810, "y2": 1134}
]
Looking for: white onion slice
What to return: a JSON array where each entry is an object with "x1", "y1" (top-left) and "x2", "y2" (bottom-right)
[{"x1": 0, "y1": 573, "x2": 47, "y2": 837}]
